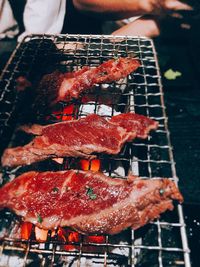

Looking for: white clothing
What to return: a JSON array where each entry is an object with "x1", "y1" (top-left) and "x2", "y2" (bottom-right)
[
  {"x1": 0, "y1": 0, "x2": 66, "y2": 42},
  {"x1": 18, "y1": 0, "x2": 66, "y2": 41},
  {"x1": 0, "y1": 0, "x2": 19, "y2": 39}
]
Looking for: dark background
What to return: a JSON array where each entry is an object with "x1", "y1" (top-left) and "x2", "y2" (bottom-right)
[
  {"x1": 0, "y1": 1, "x2": 200, "y2": 266},
  {"x1": 155, "y1": 14, "x2": 200, "y2": 267}
]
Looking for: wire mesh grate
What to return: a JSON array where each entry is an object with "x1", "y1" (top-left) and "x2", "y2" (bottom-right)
[{"x1": 0, "y1": 34, "x2": 191, "y2": 267}]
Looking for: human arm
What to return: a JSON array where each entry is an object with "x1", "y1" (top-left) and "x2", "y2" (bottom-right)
[
  {"x1": 73, "y1": 0, "x2": 192, "y2": 20},
  {"x1": 112, "y1": 16, "x2": 161, "y2": 37}
]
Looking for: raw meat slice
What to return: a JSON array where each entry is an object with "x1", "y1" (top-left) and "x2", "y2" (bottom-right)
[
  {"x1": 0, "y1": 170, "x2": 183, "y2": 234},
  {"x1": 35, "y1": 57, "x2": 140, "y2": 106},
  {"x1": 1, "y1": 113, "x2": 158, "y2": 167}
]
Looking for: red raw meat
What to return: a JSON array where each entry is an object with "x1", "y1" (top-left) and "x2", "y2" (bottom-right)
[
  {"x1": 1, "y1": 113, "x2": 158, "y2": 167},
  {"x1": 0, "y1": 170, "x2": 183, "y2": 234},
  {"x1": 35, "y1": 57, "x2": 140, "y2": 106},
  {"x1": 110, "y1": 113, "x2": 157, "y2": 140}
]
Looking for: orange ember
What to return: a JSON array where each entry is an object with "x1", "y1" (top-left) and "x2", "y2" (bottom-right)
[
  {"x1": 83, "y1": 235, "x2": 106, "y2": 253},
  {"x1": 46, "y1": 104, "x2": 76, "y2": 121},
  {"x1": 55, "y1": 228, "x2": 80, "y2": 251},
  {"x1": 80, "y1": 159, "x2": 100, "y2": 171},
  {"x1": 86, "y1": 235, "x2": 105, "y2": 244},
  {"x1": 60, "y1": 105, "x2": 76, "y2": 121},
  {"x1": 55, "y1": 227, "x2": 67, "y2": 242},
  {"x1": 68, "y1": 231, "x2": 79, "y2": 242},
  {"x1": 21, "y1": 222, "x2": 33, "y2": 240},
  {"x1": 65, "y1": 230, "x2": 80, "y2": 251}
]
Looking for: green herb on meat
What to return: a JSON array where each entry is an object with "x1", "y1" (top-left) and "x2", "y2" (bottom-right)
[
  {"x1": 86, "y1": 186, "x2": 97, "y2": 200},
  {"x1": 52, "y1": 187, "x2": 59, "y2": 193},
  {"x1": 37, "y1": 214, "x2": 43, "y2": 223}
]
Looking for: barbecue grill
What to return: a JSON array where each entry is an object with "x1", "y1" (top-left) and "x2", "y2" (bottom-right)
[{"x1": 0, "y1": 34, "x2": 191, "y2": 267}]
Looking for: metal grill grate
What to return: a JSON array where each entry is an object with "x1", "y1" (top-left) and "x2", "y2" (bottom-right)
[{"x1": 0, "y1": 34, "x2": 191, "y2": 267}]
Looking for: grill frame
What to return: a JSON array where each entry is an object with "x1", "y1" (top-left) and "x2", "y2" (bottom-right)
[{"x1": 0, "y1": 34, "x2": 191, "y2": 267}]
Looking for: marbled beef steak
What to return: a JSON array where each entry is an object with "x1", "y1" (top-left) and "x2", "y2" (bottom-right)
[
  {"x1": 35, "y1": 57, "x2": 140, "y2": 107},
  {"x1": 0, "y1": 170, "x2": 183, "y2": 234},
  {"x1": 2, "y1": 113, "x2": 158, "y2": 167}
]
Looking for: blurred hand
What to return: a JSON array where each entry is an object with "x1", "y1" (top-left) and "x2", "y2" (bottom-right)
[
  {"x1": 150, "y1": 0, "x2": 193, "y2": 15},
  {"x1": 112, "y1": 16, "x2": 161, "y2": 38}
]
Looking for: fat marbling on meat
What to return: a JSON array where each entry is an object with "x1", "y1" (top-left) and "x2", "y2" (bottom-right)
[
  {"x1": 1, "y1": 113, "x2": 158, "y2": 167},
  {"x1": 0, "y1": 170, "x2": 183, "y2": 234},
  {"x1": 35, "y1": 57, "x2": 140, "y2": 107}
]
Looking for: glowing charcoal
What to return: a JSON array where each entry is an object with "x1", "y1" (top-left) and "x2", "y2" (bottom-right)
[{"x1": 21, "y1": 222, "x2": 33, "y2": 240}]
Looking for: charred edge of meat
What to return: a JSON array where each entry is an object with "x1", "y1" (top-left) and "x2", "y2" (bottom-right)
[{"x1": 33, "y1": 57, "x2": 140, "y2": 110}]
